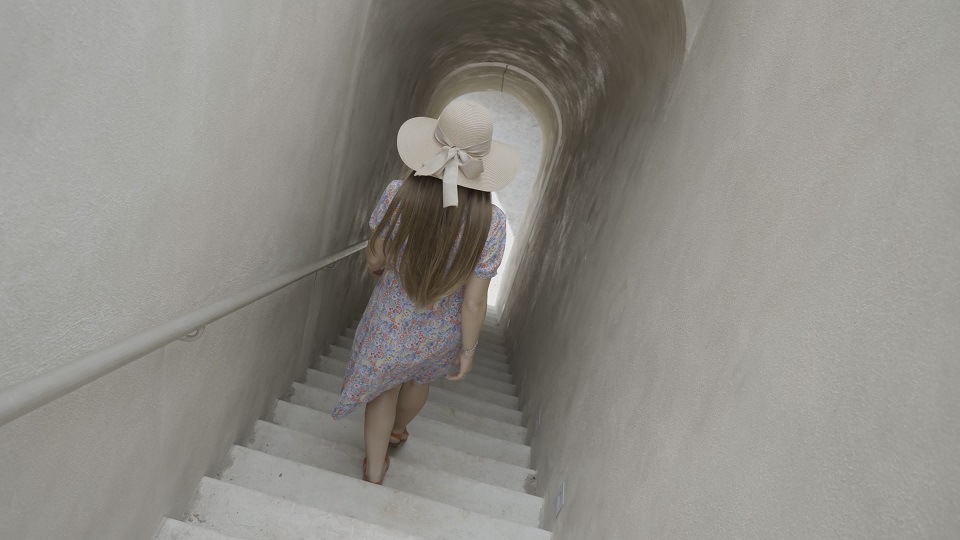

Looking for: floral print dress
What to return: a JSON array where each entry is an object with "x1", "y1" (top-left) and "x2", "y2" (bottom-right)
[{"x1": 332, "y1": 179, "x2": 507, "y2": 419}]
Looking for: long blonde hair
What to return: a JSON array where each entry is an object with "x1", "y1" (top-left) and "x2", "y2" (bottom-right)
[{"x1": 371, "y1": 174, "x2": 492, "y2": 308}]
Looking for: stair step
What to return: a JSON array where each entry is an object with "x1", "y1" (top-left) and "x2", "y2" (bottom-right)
[
  {"x1": 329, "y1": 342, "x2": 511, "y2": 374},
  {"x1": 307, "y1": 369, "x2": 523, "y2": 425},
  {"x1": 467, "y1": 362, "x2": 514, "y2": 382},
  {"x1": 322, "y1": 350, "x2": 514, "y2": 384},
  {"x1": 217, "y1": 446, "x2": 549, "y2": 540},
  {"x1": 458, "y1": 372, "x2": 517, "y2": 395},
  {"x1": 155, "y1": 518, "x2": 239, "y2": 540},
  {"x1": 352, "y1": 319, "x2": 501, "y2": 333},
  {"x1": 317, "y1": 355, "x2": 520, "y2": 409},
  {"x1": 331, "y1": 337, "x2": 510, "y2": 372},
  {"x1": 270, "y1": 401, "x2": 532, "y2": 492},
  {"x1": 341, "y1": 326, "x2": 508, "y2": 359},
  {"x1": 480, "y1": 343, "x2": 508, "y2": 355},
  {"x1": 286, "y1": 383, "x2": 530, "y2": 467},
  {"x1": 331, "y1": 336, "x2": 516, "y2": 394},
  {"x1": 480, "y1": 330, "x2": 505, "y2": 345},
  {"x1": 247, "y1": 421, "x2": 542, "y2": 527},
  {"x1": 185, "y1": 477, "x2": 420, "y2": 540},
  {"x1": 344, "y1": 326, "x2": 506, "y2": 347},
  {"x1": 297, "y1": 375, "x2": 526, "y2": 444},
  {"x1": 425, "y1": 374, "x2": 518, "y2": 408}
]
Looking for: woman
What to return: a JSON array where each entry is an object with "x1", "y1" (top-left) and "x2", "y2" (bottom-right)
[{"x1": 332, "y1": 101, "x2": 518, "y2": 485}]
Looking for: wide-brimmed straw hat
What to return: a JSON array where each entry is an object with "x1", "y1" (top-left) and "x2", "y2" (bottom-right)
[{"x1": 397, "y1": 101, "x2": 519, "y2": 207}]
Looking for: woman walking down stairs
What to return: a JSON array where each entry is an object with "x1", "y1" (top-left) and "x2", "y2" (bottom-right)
[{"x1": 155, "y1": 319, "x2": 549, "y2": 539}]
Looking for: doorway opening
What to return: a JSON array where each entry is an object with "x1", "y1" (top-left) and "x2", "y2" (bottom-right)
[{"x1": 450, "y1": 91, "x2": 543, "y2": 309}]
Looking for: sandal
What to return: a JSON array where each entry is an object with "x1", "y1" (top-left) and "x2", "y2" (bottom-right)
[
  {"x1": 362, "y1": 455, "x2": 390, "y2": 485},
  {"x1": 388, "y1": 428, "x2": 409, "y2": 449}
]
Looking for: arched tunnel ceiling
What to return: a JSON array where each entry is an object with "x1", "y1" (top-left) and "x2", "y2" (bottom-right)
[
  {"x1": 340, "y1": 1, "x2": 691, "y2": 328},
  {"x1": 377, "y1": 0, "x2": 686, "y2": 131},
  {"x1": 360, "y1": 1, "x2": 688, "y2": 309}
]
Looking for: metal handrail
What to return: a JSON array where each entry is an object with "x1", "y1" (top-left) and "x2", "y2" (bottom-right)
[{"x1": 0, "y1": 240, "x2": 368, "y2": 428}]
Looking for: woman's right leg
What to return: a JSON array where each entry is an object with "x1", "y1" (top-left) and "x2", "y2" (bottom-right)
[{"x1": 392, "y1": 381, "x2": 430, "y2": 439}]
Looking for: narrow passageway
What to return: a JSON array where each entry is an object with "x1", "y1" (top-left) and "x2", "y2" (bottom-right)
[{"x1": 2, "y1": 1, "x2": 958, "y2": 538}]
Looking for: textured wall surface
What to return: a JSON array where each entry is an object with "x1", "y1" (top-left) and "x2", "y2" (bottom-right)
[
  {"x1": 505, "y1": 0, "x2": 960, "y2": 537},
  {"x1": 0, "y1": 2, "x2": 397, "y2": 537}
]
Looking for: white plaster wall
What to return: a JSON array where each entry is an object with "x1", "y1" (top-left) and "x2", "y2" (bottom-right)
[
  {"x1": 1, "y1": 1, "x2": 369, "y2": 388},
  {"x1": 506, "y1": 0, "x2": 960, "y2": 537},
  {"x1": 0, "y1": 2, "x2": 397, "y2": 537},
  {"x1": 682, "y1": 0, "x2": 712, "y2": 51}
]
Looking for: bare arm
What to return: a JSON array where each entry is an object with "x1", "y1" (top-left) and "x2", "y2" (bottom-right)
[
  {"x1": 448, "y1": 274, "x2": 490, "y2": 381},
  {"x1": 366, "y1": 237, "x2": 386, "y2": 276}
]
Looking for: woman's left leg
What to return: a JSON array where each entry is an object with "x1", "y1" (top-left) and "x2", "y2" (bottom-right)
[
  {"x1": 392, "y1": 381, "x2": 430, "y2": 443},
  {"x1": 393, "y1": 381, "x2": 430, "y2": 434},
  {"x1": 363, "y1": 385, "x2": 401, "y2": 483}
]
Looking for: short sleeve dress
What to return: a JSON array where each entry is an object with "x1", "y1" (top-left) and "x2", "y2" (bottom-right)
[{"x1": 332, "y1": 179, "x2": 507, "y2": 419}]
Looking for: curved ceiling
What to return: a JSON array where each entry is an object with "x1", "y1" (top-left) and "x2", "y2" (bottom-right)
[{"x1": 348, "y1": 1, "x2": 688, "y2": 311}]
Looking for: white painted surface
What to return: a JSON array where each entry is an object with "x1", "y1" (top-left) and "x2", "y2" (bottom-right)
[
  {"x1": 331, "y1": 343, "x2": 510, "y2": 373},
  {"x1": 217, "y1": 446, "x2": 549, "y2": 540},
  {"x1": 505, "y1": 0, "x2": 960, "y2": 538},
  {"x1": 246, "y1": 420, "x2": 543, "y2": 526},
  {"x1": 0, "y1": 0, "x2": 372, "y2": 389},
  {"x1": 0, "y1": 2, "x2": 387, "y2": 537},
  {"x1": 323, "y1": 350, "x2": 514, "y2": 397},
  {"x1": 315, "y1": 357, "x2": 523, "y2": 424},
  {"x1": 167, "y1": 324, "x2": 546, "y2": 537},
  {"x1": 289, "y1": 382, "x2": 530, "y2": 467},
  {"x1": 299, "y1": 373, "x2": 527, "y2": 443},
  {"x1": 270, "y1": 400, "x2": 534, "y2": 492},
  {"x1": 155, "y1": 518, "x2": 239, "y2": 540},
  {"x1": 185, "y1": 478, "x2": 423, "y2": 540}
]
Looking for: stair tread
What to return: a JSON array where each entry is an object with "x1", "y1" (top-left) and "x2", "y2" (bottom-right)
[
  {"x1": 269, "y1": 401, "x2": 533, "y2": 492},
  {"x1": 467, "y1": 362, "x2": 515, "y2": 382},
  {"x1": 330, "y1": 340, "x2": 510, "y2": 372},
  {"x1": 309, "y1": 365, "x2": 523, "y2": 425},
  {"x1": 344, "y1": 327, "x2": 506, "y2": 347},
  {"x1": 155, "y1": 518, "x2": 240, "y2": 540},
  {"x1": 326, "y1": 343, "x2": 515, "y2": 392},
  {"x1": 217, "y1": 446, "x2": 549, "y2": 540},
  {"x1": 337, "y1": 328, "x2": 507, "y2": 356},
  {"x1": 247, "y1": 421, "x2": 542, "y2": 527},
  {"x1": 298, "y1": 374, "x2": 526, "y2": 444},
  {"x1": 318, "y1": 354, "x2": 520, "y2": 409},
  {"x1": 330, "y1": 337, "x2": 516, "y2": 393},
  {"x1": 186, "y1": 477, "x2": 421, "y2": 540},
  {"x1": 287, "y1": 383, "x2": 530, "y2": 467},
  {"x1": 351, "y1": 320, "x2": 501, "y2": 335}
]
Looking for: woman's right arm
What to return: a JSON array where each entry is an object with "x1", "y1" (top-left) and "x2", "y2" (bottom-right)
[
  {"x1": 366, "y1": 180, "x2": 402, "y2": 277},
  {"x1": 448, "y1": 274, "x2": 490, "y2": 381},
  {"x1": 366, "y1": 237, "x2": 386, "y2": 276}
]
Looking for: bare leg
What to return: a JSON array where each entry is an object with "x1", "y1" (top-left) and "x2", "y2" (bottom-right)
[
  {"x1": 392, "y1": 381, "x2": 430, "y2": 437},
  {"x1": 363, "y1": 385, "x2": 400, "y2": 482}
]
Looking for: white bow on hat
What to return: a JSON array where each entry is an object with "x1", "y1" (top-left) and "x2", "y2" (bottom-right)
[{"x1": 414, "y1": 126, "x2": 491, "y2": 208}]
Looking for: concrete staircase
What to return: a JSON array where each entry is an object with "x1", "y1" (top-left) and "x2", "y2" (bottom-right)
[{"x1": 156, "y1": 319, "x2": 549, "y2": 540}]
